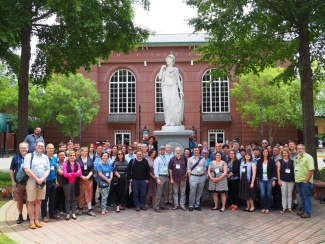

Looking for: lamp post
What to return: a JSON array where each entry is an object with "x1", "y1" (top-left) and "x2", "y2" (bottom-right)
[
  {"x1": 260, "y1": 103, "x2": 264, "y2": 142},
  {"x1": 79, "y1": 106, "x2": 83, "y2": 146},
  {"x1": 6, "y1": 116, "x2": 10, "y2": 157}
]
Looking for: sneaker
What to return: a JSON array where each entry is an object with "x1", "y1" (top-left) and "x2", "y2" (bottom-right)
[
  {"x1": 87, "y1": 211, "x2": 96, "y2": 217},
  {"x1": 16, "y1": 214, "x2": 23, "y2": 224},
  {"x1": 229, "y1": 205, "x2": 234, "y2": 210},
  {"x1": 232, "y1": 206, "x2": 238, "y2": 211},
  {"x1": 78, "y1": 209, "x2": 83, "y2": 215},
  {"x1": 300, "y1": 213, "x2": 311, "y2": 218}
]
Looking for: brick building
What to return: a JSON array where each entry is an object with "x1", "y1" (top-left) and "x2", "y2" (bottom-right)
[{"x1": 45, "y1": 34, "x2": 298, "y2": 147}]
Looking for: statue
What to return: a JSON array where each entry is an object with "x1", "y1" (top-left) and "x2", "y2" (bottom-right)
[{"x1": 159, "y1": 53, "x2": 184, "y2": 126}]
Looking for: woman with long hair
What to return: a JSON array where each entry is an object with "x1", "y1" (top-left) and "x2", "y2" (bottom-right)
[
  {"x1": 88, "y1": 143, "x2": 96, "y2": 161},
  {"x1": 208, "y1": 152, "x2": 228, "y2": 212},
  {"x1": 76, "y1": 147, "x2": 96, "y2": 217},
  {"x1": 238, "y1": 153, "x2": 257, "y2": 212},
  {"x1": 112, "y1": 151, "x2": 128, "y2": 212},
  {"x1": 63, "y1": 151, "x2": 82, "y2": 220},
  {"x1": 257, "y1": 148, "x2": 277, "y2": 214},
  {"x1": 146, "y1": 149, "x2": 157, "y2": 209},
  {"x1": 227, "y1": 149, "x2": 241, "y2": 210},
  {"x1": 97, "y1": 152, "x2": 113, "y2": 215},
  {"x1": 110, "y1": 145, "x2": 118, "y2": 162}
]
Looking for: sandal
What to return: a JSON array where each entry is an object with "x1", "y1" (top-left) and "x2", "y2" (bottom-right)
[
  {"x1": 280, "y1": 209, "x2": 286, "y2": 214},
  {"x1": 261, "y1": 209, "x2": 265, "y2": 213},
  {"x1": 181, "y1": 206, "x2": 187, "y2": 211},
  {"x1": 172, "y1": 206, "x2": 178, "y2": 210},
  {"x1": 265, "y1": 210, "x2": 270, "y2": 214},
  {"x1": 288, "y1": 209, "x2": 295, "y2": 214},
  {"x1": 101, "y1": 210, "x2": 106, "y2": 215}
]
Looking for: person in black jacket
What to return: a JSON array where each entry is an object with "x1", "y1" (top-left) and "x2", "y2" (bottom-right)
[
  {"x1": 127, "y1": 150, "x2": 150, "y2": 211},
  {"x1": 227, "y1": 149, "x2": 241, "y2": 210},
  {"x1": 257, "y1": 148, "x2": 277, "y2": 214}
]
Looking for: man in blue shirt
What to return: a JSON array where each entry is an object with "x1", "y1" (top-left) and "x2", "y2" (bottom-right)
[
  {"x1": 41, "y1": 144, "x2": 60, "y2": 222},
  {"x1": 9, "y1": 142, "x2": 29, "y2": 224},
  {"x1": 153, "y1": 146, "x2": 169, "y2": 212},
  {"x1": 125, "y1": 146, "x2": 136, "y2": 163},
  {"x1": 164, "y1": 144, "x2": 174, "y2": 205},
  {"x1": 24, "y1": 127, "x2": 45, "y2": 153}
]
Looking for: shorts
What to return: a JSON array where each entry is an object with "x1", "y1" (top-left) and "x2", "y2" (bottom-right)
[
  {"x1": 14, "y1": 183, "x2": 26, "y2": 201},
  {"x1": 26, "y1": 178, "x2": 46, "y2": 201}
]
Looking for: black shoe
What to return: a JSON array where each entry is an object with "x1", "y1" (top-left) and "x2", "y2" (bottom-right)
[
  {"x1": 26, "y1": 214, "x2": 30, "y2": 222},
  {"x1": 194, "y1": 207, "x2": 201, "y2": 211},
  {"x1": 140, "y1": 206, "x2": 147, "y2": 211},
  {"x1": 16, "y1": 214, "x2": 23, "y2": 224},
  {"x1": 189, "y1": 207, "x2": 193, "y2": 212},
  {"x1": 292, "y1": 203, "x2": 298, "y2": 210}
]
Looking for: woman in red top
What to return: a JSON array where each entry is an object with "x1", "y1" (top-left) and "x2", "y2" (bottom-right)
[{"x1": 63, "y1": 151, "x2": 82, "y2": 220}]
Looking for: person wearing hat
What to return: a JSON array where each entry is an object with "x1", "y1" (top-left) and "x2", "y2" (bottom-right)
[
  {"x1": 158, "y1": 53, "x2": 184, "y2": 126},
  {"x1": 153, "y1": 146, "x2": 169, "y2": 212}
]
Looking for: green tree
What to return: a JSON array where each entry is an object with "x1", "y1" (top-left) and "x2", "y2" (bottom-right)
[
  {"x1": 32, "y1": 73, "x2": 101, "y2": 141},
  {"x1": 0, "y1": 0, "x2": 150, "y2": 147},
  {"x1": 231, "y1": 67, "x2": 301, "y2": 145},
  {"x1": 186, "y1": 0, "x2": 325, "y2": 177}
]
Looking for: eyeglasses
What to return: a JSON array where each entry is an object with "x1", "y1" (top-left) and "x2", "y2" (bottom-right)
[
  {"x1": 262, "y1": 142, "x2": 267, "y2": 144},
  {"x1": 118, "y1": 153, "x2": 123, "y2": 155},
  {"x1": 70, "y1": 155, "x2": 76, "y2": 157}
]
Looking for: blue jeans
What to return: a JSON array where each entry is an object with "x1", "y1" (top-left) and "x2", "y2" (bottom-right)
[
  {"x1": 131, "y1": 180, "x2": 146, "y2": 207},
  {"x1": 259, "y1": 179, "x2": 273, "y2": 210},
  {"x1": 296, "y1": 182, "x2": 313, "y2": 214}
]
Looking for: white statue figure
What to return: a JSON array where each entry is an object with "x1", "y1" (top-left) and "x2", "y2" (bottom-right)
[{"x1": 159, "y1": 53, "x2": 184, "y2": 126}]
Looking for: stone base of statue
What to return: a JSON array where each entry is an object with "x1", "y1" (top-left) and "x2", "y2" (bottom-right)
[{"x1": 154, "y1": 127, "x2": 193, "y2": 152}]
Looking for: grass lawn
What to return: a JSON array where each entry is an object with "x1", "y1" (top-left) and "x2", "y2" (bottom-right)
[
  {"x1": 0, "y1": 201, "x2": 6, "y2": 208},
  {"x1": 0, "y1": 172, "x2": 11, "y2": 187}
]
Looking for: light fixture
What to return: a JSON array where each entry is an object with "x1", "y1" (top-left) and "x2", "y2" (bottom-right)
[
  {"x1": 191, "y1": 60, "x2": 194, "y2": 66},
  {"x1": 144, "y1": 61, "x2": 147, "y2": 66},
  {"x1": 97, "y1": 61, "x2": 101, "y2": 68}
]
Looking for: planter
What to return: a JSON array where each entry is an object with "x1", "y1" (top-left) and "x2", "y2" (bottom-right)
[{"x1": 313, "y1": 180, "x2": 325, "y2": 200}]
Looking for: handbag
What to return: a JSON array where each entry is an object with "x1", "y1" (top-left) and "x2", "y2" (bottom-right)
[
  {"x1": 36, "y1": 182, "x2": 46, "y2": 189},
  {"x1": 99, "y1": 180, "x2": 109, "y2": 188},
  {"x1": 16, "y1": 153, "x2": 34, "y2": 185}
]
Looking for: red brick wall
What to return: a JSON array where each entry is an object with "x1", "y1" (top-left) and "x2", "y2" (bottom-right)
[{"x1": 44, "y1": 45, "x2": 297, "y2": 147}]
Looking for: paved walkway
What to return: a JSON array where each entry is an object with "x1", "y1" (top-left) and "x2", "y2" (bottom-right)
[{"x1": 1, "y1": 199, "x2": 325, "y2": 244}]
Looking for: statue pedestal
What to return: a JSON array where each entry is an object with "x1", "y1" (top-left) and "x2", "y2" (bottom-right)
[{"x1": 154, "y1": 127, "x2": 193, "y2": 152}]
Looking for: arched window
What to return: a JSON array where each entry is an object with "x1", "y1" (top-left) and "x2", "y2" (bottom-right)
[
  {"x1": 110, "y1": 69, "x2": 136, "y2": 113},
  {"x1": 155, "y1": 74, "x2": 183, "y2": 113},
  {"x1": 202, "y1": 69, "x2": 229, "y2": 113}
]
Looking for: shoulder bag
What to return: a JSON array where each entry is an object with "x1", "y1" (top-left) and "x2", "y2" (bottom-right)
[{"x1": 16, "y1": 153, "x2": 34, "y2": 185}]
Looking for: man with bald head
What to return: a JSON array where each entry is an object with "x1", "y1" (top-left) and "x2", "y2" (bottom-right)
[{"x1": 169, "y1": 147, "x2": 187, "y2": 211}]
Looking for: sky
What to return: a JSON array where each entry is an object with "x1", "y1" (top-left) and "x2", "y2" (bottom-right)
[{"x1": 133, "y1": 0, "x2": 198, "y2": 34}]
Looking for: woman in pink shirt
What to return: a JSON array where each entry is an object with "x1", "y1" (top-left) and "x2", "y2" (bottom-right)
[{"x1": 63, "y1": 150, "x2": 82, "y2": 220}]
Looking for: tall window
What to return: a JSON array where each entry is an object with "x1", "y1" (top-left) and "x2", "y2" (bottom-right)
[
  {"x1": 155, "y1": 74, "x2": 183, "y2": 113},
  {"x1": 110, "y1": 70, "x2": 136, "y2": 113},
  {"x1": 202, "y1": 69, "x2": 229, "y2": 113},
  {"x1": 115, "y1": 130, "x2": 131, "y2": 146}
]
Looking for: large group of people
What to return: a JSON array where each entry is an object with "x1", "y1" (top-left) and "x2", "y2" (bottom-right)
[{"x1": 9, "y1": 127, "x2": 315, "y2": 230}]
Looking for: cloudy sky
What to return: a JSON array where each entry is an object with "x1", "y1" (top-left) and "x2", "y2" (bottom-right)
[{"x1": 133, "y1": 0, "x2": 198, "y2": 34}]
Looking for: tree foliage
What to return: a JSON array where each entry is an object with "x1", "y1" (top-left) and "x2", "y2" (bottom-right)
[
  {"x1": 186, "y1": 0, "x2": 325, "y2": 177},
  {"x1": 0, "y1": 0, "x2": 150, "y2": 148},
  {"x1": 231, "y1": 67, "x2": 301, "y2": 145}
]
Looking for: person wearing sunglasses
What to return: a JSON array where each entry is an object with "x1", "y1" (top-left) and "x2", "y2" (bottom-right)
[{"x1": 112, "y1": 151, "x2": 128, "y2": 212}]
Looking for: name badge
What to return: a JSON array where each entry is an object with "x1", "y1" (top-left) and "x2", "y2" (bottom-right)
[
  {"x1": 197, "y1": 167, "x2": 202, "y2": 172},
  {"x1": 106, "y1": 173, "x2": 109, "y2": 177},
  {"x1": 50, "y1": 166, "x2": 54, "y2": 170},
  {"x1": 215, "y1": 168, "x2": 220, "y2": 175},
  {"x1": 84, "y1": 164, "x2": 87, "y2": 170},
  {"x1": 295, "y1": 166, "x2": 299, "y2": 172},
  {"x1": 263, "y1": 171, "x2": 267, "y2": 175},
  {"x1": 242, "y1": 168, "x2": 246, "y2": 174},
  {"x1": 163, "y1": 168, "x2": 168, "y2": 173},
  {"x1": 176, "y1": 164, "x2": 180, "y2": 169},
  {"x1": 285, "y1": 169, "x2": 290, "y2": 173}
]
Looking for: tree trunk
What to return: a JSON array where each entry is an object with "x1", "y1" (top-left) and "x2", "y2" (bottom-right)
[
  {"x1": 17, "y1": 26, "x2": 32, "y2": 151},
  {"x1": 298, "y1": 29, "x2": 320, "y2": 179}
]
